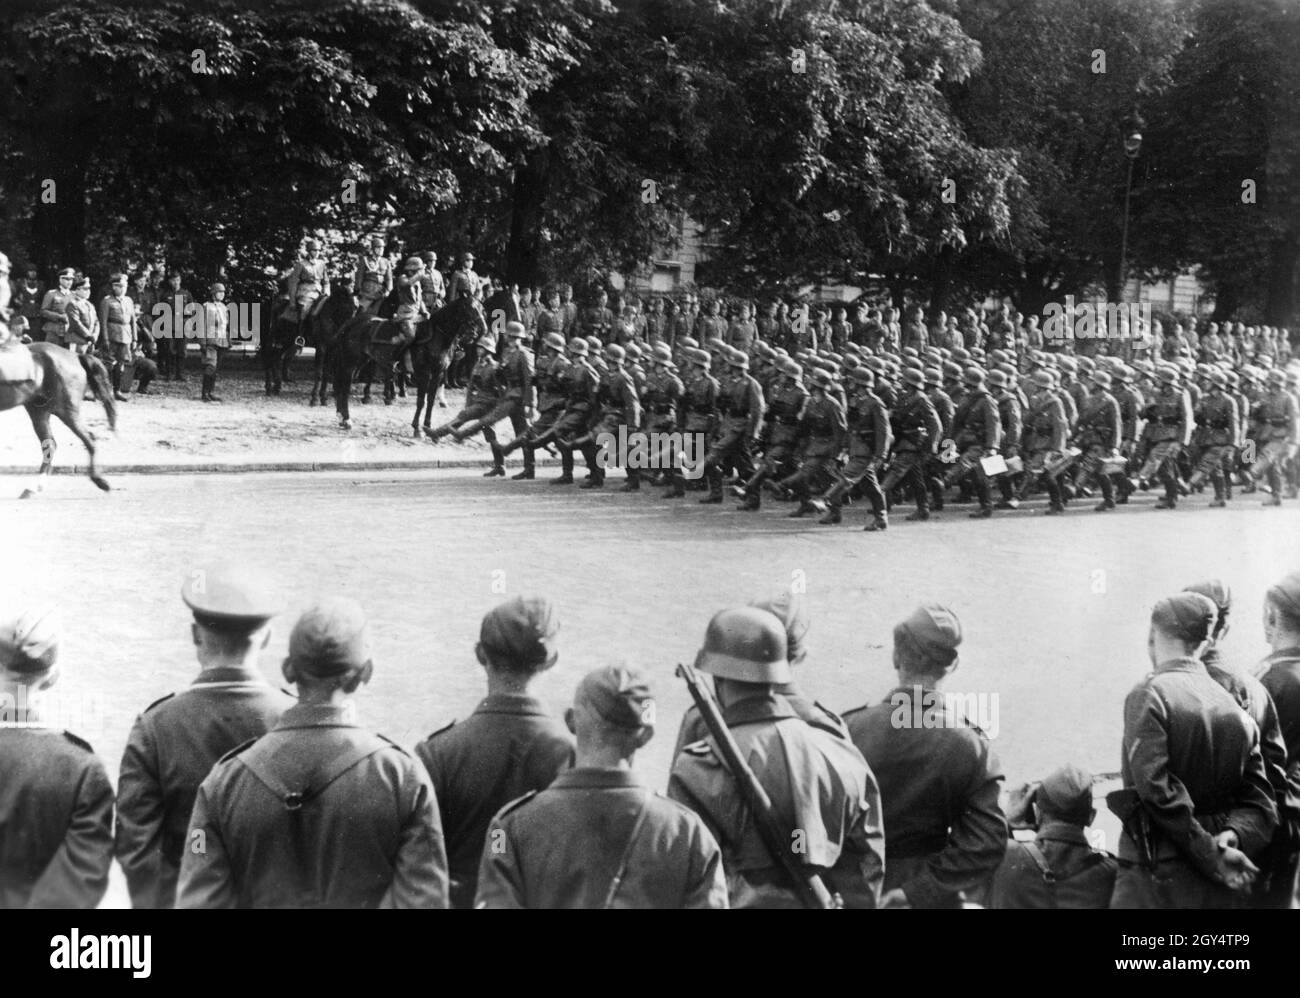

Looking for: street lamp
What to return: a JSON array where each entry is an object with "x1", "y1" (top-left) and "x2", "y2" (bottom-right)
[{"x1": 1118, "y1": 114, "x2": 1143, "y2": 303}]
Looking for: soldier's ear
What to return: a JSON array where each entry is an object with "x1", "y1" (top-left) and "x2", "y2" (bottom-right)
[
  {"x1": 564, "y1": 707, "x2": 577, "y2": 735},
  {"x1": 474, "y1": 642, "x2": 488, "y2": 668},
  {"x1": 281, "y1": 657, "x2": 298, "y2": 685},
  {"x1": 191, "y1": 623, "x2": 202, "y2": 648}
]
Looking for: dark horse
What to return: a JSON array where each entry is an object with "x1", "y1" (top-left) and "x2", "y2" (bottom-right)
[
  {"x1": 302, "y1": 288, "x2": 360, "y2": 406},
  {"x1": 0, "y1": 343, "x2": 116, "y2": 497},
  {"x1": 331, "y1": 296, "x2": 486, "y2": 434}
]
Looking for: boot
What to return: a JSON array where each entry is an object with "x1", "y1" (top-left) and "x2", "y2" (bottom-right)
[
  {"x1": 619, "y1": 472, "x2": 641, "y2": 493},
  {"x1": 905, "y1": 509, "x2": 930, "y2": 522},
  {"x1": 865, "y1": 512, "x2": 888, "y2": 532},
  {"x1": 817, "y1": 505, "x2": 842, "y2": 525},
  {"x1": 663, "y1": 480, "x2": 686, "y2": 499},
  {"x1": 580, "y1": 473, "x2": 605, "y2": 489},
  {"x1": 201, "y1": 374, "x2": 212, "y2": 402},
  {"x1": 735, "y1": 492, "x2": 761, "y2": 511},
  {"x1": 1094, "y1": 498, "x2": 1115, "y2": 512},
  {"x1": 136, "y1": 373, "x2": 153, "y2": 395},
  {"x1": 1044, "y1": 501, "x2": 1064, "y2": 515},
  {"x1": 483, "y1": 442, "x2": 506, "y2": 477},
  {"x1": 1154, "y1": 497, "x2": 1176, "y2": 509},
  {"x1": 788, "y1": 500, "x2": 816, "y2": 518},
  {"x1": 968, "y1": 505, "x2": 993, "y2": 518},
  {"x1": 551, "y1": 473, "x2": 575, "y2": 485},
  {"x1": 206, "y1": 374, "x2": 222, "y2": 403},
  {"x1": 511, "y1": 468, "x2": 535, "y2": 480}
]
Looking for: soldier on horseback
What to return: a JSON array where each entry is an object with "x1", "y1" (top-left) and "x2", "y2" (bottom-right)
[
  {"x1": 353, "y1": 236, "x2": 392, "y2": 317},
  {"x1": 283, "y1": 237, "x2": 331, "y2": 341},
  {"x1": 391, "y1": 256, "x2": 430, "y2": 378}
]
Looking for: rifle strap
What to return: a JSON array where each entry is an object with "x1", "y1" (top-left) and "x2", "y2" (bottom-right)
[{"x1": 602, "y1": 794, "x2": 651, "y2": 910}]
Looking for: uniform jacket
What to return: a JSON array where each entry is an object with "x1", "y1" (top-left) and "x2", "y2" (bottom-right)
[
  {"x1": 497, "y1": 345, "x2": 535, "y2": 403},
  {"x1": 176, "y1": 703, "x2": 449, "y2": 909},
  {"x1": 952, "y1": 387, "x2": 1002, "y2": 450},
  {"x1": 927, "y1": 386, "x2": 956, "y2": 438},
  {"x1": 994, "y1": 390, "x2": 1023, "y2": 452},
  {"x1": 466, "y1": 356, "x2": 501, "y2": 407},
  {"x1": 671, "y1": 684, "x2": 850, "y2": 756},
  {"x1": 475, "y1": 768, "x2": 728, "y2": 909},
  {"x1": 764, "y1": 381, "x2": 810, "y2": 446},
  {"x1": 99, "y1": 294, "x2": 136, "y2": 346},
  {"x1": 1118, "y1": 658, "x2": 1277, "y2": 876},
  {"x1": 1075, "y1": 390, "x2": 1121, "y2": 451},
  {"x1": 592, "y1": 366, "x2": 641, "y2": 428},
  {"x1": 890, "y1": 388, "x2": 941, "y2": 454},
  {"x1": 416, "y1": 693, "x2": 573, "y2": 909},
  {"x1": 561, "y1": 360, "x2": 599, "y2": 418},
  {"x1": 115, "y1": 669, "x2": 292, "y2": 909},
  {"x1": 642, "y1": 367, "x2": 685, "y2": 426},
  {"x1": 1259, "y1": 646, "x2": 1300, "y2": 849},
  {"x1": 845, "y1": 689, "x2": 1007, "y2": 908},
  {"x1": 1116, "y1": 384, "x2": 1145, "y2": 442},
  {"x1": 1194, "y1": 392, "x2": 1239, "y2": 448},
  {"x1": 668, "y1": 693, "x2": 885, "y2": 909},
  {"x1": 535, "y1": 353, "x2": 571, "y2": 414},
  {"x1": 0, "y1": 726, "x2": 114, "y2": 909},
  {"x1": 65, "y1": 297, "x2": 98, "y2": 345},
  {"x1": 1141, "y1": 387, "x2": 1193, "y2": 445},
  {"x1": 40, "y1": 288, "x2": 75, "y2": 336},
  {"x1": 986, "y1": 821, "x2": 1117, "y2": 909},
  {"x1": 1251, "y1": 390, "x2": 1299, "y2": 444},
  {"x1": 355, "y1": 255, "x2": 393, "y2": 299},
  {"x1": 718, "y1": 373, "x2": 765, "y2": 437},
  {"x1": 797, "y1": 393, "x2": 848, "y2": 458},
  {"x1": 845, "y1": 388, "x2": 893, "y2": 458},
  {"x1": 681, "y1": 371, "x2": 720, "y2": 432}
]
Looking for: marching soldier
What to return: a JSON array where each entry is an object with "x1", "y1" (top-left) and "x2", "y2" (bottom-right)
[
  {"x1": 634, "y1": 343, "x2": 685, "y2": 491},
  {"x1": 665, "y1": 347, "x2": 719, "y2": 498},
  {"x1": 1110, "y1": 593, "x2": 1276, "y2": 908},
  {"x1": 735, "y1": 356, "x2": 808, "y2": 511},
  {"x1": 845, "y1": 604, "x2": 1008, "y2": 908},
  {"x1": 1187, "y1": 370, "x2": 1239, "y2": 507},
  {"x1": 668, "y1": 607, "x2": 885, "y2": 908},
  {"x1": 580, "y1": 343, "x2": 640, "y2": 489},
  {"x1": 1071, "y1": 368, "x2": 1122, "y2": 512},
  {"x1": 451, "y1": 322, "x2": 535, "y2": 477},
  {"x1": 1259, "y1": 573, "x2": 1300, "y2": 908},
  {"x1": 1135, "y1": 365, "x2": 1193, "y2": 509},
  {"x1": 0, "y1": 608, "x2": 114, "y2": 908},
  {"x1": 1113, "y1": 365, "x2": 1146, "y2": 504},
  {"x1": 810, "y1": 365, "x2": 892, "y2": 530},
  {"x1": 115, "y1": 563, "x2": 292, "y2": 909},
  {"x1": 353, "y1": 236, "x2": 393, "y2": 315},
  {"x1": 498, "y1": 331, "x2": 568, "y2": 479},
  {"x1": 477, "y1": 665, "x2": 726, "y2": 909},
  {"x1": 417, "y1": 597, "x2": 574, "y2": 909},
  {"x1": 550, "y1": 337, "x2": 601, "y2": 485},
  {"x1": 988, "y1": 370, "x2": 1023, "y2": 510},
  {"x1": 177, "y1": 598, "x2": 450, "y2": 908},
  {"x1": 699, "y1": 348, "x2": 764, "y2": 504},
  {"x1": 424, "y1": 338, "x2": 501, "y2": 443},
  {"x1": 923, "y1": 366, "x2": 956, "y2": 510},
  {"x1": 774, "y1": 368, "x2": 847, "y2": 517},
  {"x1": 1249, "y1": 368, "x2": 1299, "y2": 506},
  {"x1": 1017, "y1": 370, "x2": 1070, "y2": 513},
  {"x1": 943, "y1": 367, "x2": 1002, "y2": 518},
  {"x1": 879, "y1": 367, "x2": 941, "y2": 521}
]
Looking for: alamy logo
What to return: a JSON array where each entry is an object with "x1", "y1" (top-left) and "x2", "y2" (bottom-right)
[
  {"x1": 889, "y1": 685, "x2": 1000, "y2": 739},
  {"x1": 150, "y1": 295, "x2": 261, "y2": 345},
  {"x1": 49, "y1": 930, "x2": 151, "y2": 979},
  {"x1": 595, "y1": 426, "x2": 706, "y2": 479},
  {"x1": 1041, "y1": 297, "x2": 1150, "y2": 342}
]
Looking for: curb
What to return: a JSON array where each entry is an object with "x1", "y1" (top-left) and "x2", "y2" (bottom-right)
[{"x1": 0, "y1": 457, "x2": 558, "y2": 476}]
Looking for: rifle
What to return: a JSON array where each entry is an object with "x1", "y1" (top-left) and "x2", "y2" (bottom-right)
[{"x1": 675, "y1": 662, "x2": 840, "y2": 909}]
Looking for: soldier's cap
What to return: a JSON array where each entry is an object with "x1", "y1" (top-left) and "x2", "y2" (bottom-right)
[
  {"x1": 996, "y1": 362, "x2": 1018, "y2": 379},
  {"x1": 969, "y1": 347, "x2": 986, "y2": 360},
  {"x1": 894, "y1": 604, "x2": 962, "y2": 668},
  {"x1": 865, "y1": 357, "x2": 886, "y2": 373},
  {"x1": 404, "y1": 256, "x2": 423, "y2": 271},
  {"x1": 902, "y1": 367, "x2": 925, "y2": 388},
  {"x1": 1208, "y1": 370, "x2": 1228, "y2": 388},
  {"x1": 777, "y1": 357, "x2": 802, "y2": 378},
  {"x1": 849, "y1": 366, "x2": 875, "y2": 386},
  {"x1": 753, "y1": 341, "x2": 774, "y2": 358},
  {"x1": 566, "y1": 337, "x2": 589, "y2": 356},
  {"x1": 1090, "y1": 370, "x2": 1112, "y2": 388},
  {"x1": 1288, "y1": 371, "x2": 1299, "y2": 385},
  {"x1": 58, "y1": 267, "x2": 75, "y2": 279},
  {"x1": 1224, "y1": 371, "x2": 1240, "y2": 389},
  {"x1": 695, "y1": 606, "x2": 790, "y2": 684},
  {"x1": 651, "y1": 343, "x2": 673, "y2": 364},
  {"x1": 706, "y1": 337, "x2": 727, "y2": 353},
  {"x1": 420, "y1": 250, "x2": 436, "y2": 261},
  {"x1": 577, "y1": 664, "x2": 654, "y2": 733},
  {"x1": 0, "y1": 606, "x2": 59, "y2": 674},
  {"x1": 922, "y1": 366, "x2": 942, "y2": 386},
  {"x1": 750, "y1": 592, "x2": 809, "y2": 664},
  {"x1": 952, "y1": 348, "x2": 971, "y2": 362},
  {"x1": 1183, "y1": 579, "x2": 1231, "y2": 628},
  {"x1": 900, "y1": 346, "x2": 919, "y2": 359},
  {"x1": 71, "y1": 275, "x2": 90, "y2": 289},
  {"x1": 686, "y1": 347, "x2": 712, "y2": 368},
  {"x1": 480, "y1": 595, "x2": 559, "y2": 670},
  {"x1": 305, "y1": 238, "x2": 322, "y2": 250},
  {"x1": 1151, "y1": 592, "x2": 1217, "y2": 645},
  {"x1": 1056, "y1": 356, "x2": 1077, "y2": 374},
  {"x1": 475, "y1": 336, "x2": 495, "y2": 352},
  {"x1": 287, "y1": 598, "x2": 372, "y2": 678},
  {"x1": 990, "y1": 349, "x2": 1009, "y2": 364},
  {"x1": 504, "y1": 321, "x2": 526, "y2": 339},
  {"x1": 1032, "y1": 369, "x2": 1055, "y2": 389},
  {"x1": 1266, "y1": 572, "x2": 1300, "y2": 620},
  {"x1": 1267, "y1": 369, "x2": 1286, "y2": 385},
  {"x1": 902, "y1": 356, "x2": 924, "y2": 371},
  {"x1": 625, "y1": 343, "x2": 643, "y2": 359},
  {"x1": 209, "y1": 282, "x2": 225, "y2": 293},
  {"x1": 1035, "y1": 764, "x2": 1095, "y2": 819},
  {"x1": 942, "y1": 360, "x2": 962, "y2": 379},
  {"x1": 1156, "y1": 365, "x2": 1178, "y2": 383},
  {"x1": 842, "y1": 355, "x2": 861, "y2": 369},
  {"x1": 1177, "y1": 358, "x2": 1195, "y2": 373},
  {"x1": 1076, "y1": 356, "x2": 1096, "y2": 373},
  {"x1": 988, "y1": 369, "x2": 1009, "y2": 388},
  {"x1": 962, "y1": 366, "x2": 985, "y2": 386},
  {"x1": 678, "y1": 336, "x2": 699, "y2": 350},
  {"x1": 182, "y1": 562, "x2": 281, "y2": 632},
  {"x1": 605, "y1": 343, "x2": 626, "y2": 362},
  {"x1": 543, "y1": 332, "x2": 566, "y2": 353},
  {"x1": 810, "y1": 368, "x2": 834, "y2": 388},
  {"x1": 585, "y1": 336, "x2": 603, "y2": 351}
]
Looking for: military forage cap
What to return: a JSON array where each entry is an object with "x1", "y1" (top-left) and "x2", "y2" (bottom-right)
[
  {"x1": 288, "y1": 597, "x2": 373, "y2": 677},
  {"x1": 182, "y1": 562, "x2": 281, "y2": 632},
  {"x1": 0, "y1": 607, "x2": 59, "y2": 674},
  {"x1": 1036, "y1": 763, "x2": 1095, "y2": 818},
  {"x1": 577, "y1": 664, "x2": 654, "y2": 733},
  {"x1": 480, "y1": 595, "x2": 559, "y2": 670},
  {"x1": 895, "y1": 603, "x2": 962, "y2": 668},
  {"x1": 1266, "y1": 572, "x2": 1300, "y2": 619},
  {"x1": 1183, "y1": 579, "x2": 1232, "y2": 616},
  {"x1": 695, "y1": 606, "x2": 791, "y2": 684},
  {"x1": 1151, "y1": 592, "x2": 1218, "y2": 645}
]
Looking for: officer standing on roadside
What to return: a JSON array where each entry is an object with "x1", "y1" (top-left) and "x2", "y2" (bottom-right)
[
  {"x1": 115, "y1": 563, "x2": 293, "y2": 909},
  {"x1": 416, "y1": 597, "x2": 573, "y2": 909}
]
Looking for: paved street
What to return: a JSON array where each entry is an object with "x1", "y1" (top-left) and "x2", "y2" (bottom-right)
[{"x1": 2, "y1": 468, "x2": 1298, "y2": 905}]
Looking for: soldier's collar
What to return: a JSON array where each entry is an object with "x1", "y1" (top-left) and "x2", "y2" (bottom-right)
[
  {"x1": 551, "y1": 767, "x2": 646, "y2": 790},
  {"x1": 721, "y1": 692, "x2": 799, "y2": 727},
  {"x1": 194, "y1": 665, "x2": 269, "y2": 686},
  {"x1": 475, "y1": 692, "x2": 552, "y2": 717},
  {"x1": 1035, "y1": 820, "x2": 1092, "y2": 847}
]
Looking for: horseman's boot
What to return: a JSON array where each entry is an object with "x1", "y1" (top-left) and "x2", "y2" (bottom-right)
[
  {"x1": 207, "y1": 374, "x2": 223, "y2": 403},
  {"x1": 484, "y1": 441, "x2": 506, "y2": 477}
]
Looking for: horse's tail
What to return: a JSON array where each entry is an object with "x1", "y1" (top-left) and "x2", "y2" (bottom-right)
[{"x1": 84, "y1": 355, "x2": 117, "y2": 432}]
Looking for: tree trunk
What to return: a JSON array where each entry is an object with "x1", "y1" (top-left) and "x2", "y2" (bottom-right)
[
  {"x1": 503, "y1": 150, "x2": 550, "y2": 288},
  {"x1": 1264, "y1": 235, "x2": 1299, "y2": 325}
]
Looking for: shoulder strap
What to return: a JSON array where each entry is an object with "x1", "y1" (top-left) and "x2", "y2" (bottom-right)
[
  {"x1": 601, "y1": 794, "x2": 652, "y2": 910},
  {"x1": 1022, "y1": 841, "x2": 1058, "y2": 909},
  {"x1": 239, "y1": 736, "x2": 388, "y2": 811}
]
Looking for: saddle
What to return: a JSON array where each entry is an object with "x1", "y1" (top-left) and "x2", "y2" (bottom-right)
[{"x1": 0, "y1": 342, "x2": 37, "y2": 386}]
